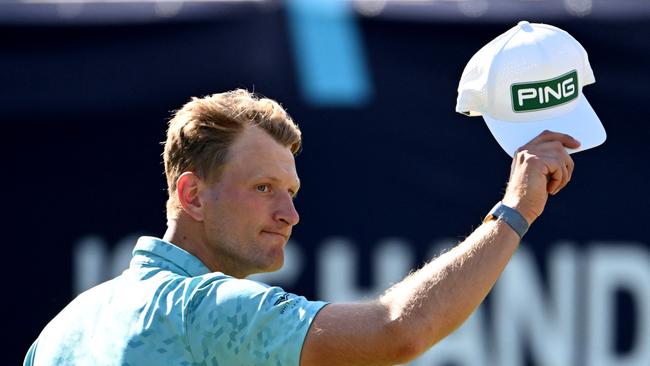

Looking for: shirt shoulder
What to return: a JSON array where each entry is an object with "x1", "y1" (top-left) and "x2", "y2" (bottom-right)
[
  {"x1": 186, "y1": 276, "x2": 328, "y2": 366},
  {"x1": 23, "y1": 339, "x2": 37, "y2": 366}
]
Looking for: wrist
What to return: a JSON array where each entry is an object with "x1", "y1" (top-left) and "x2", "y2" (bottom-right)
[
  {"x1": 484, "y1": 202, "x2": 531, "y2": 239},
  {"x1": 500, "y1": 198, "x2": 538, "y2": 225}
]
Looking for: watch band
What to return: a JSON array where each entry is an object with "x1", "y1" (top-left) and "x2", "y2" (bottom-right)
[{"x1": 483, "y1": 202, "x2": 529, "y2": 239}]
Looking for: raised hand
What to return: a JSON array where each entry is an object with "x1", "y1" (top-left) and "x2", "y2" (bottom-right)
[{"x1": 502, "y1": 130, "x2": 581, "y2": 225}]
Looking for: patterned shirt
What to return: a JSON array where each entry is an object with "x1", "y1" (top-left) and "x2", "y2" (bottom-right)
[{"x1": 24, "y1": 236, "x2": 327, "y2": 366}]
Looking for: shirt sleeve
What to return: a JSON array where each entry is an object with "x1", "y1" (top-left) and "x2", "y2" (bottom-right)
[
  {"x1": 185, "y1": 277, "x2": 328, "y2": 366},
  {"x1": 23, "y1": 339, "x2": 38, "y2": 366}
]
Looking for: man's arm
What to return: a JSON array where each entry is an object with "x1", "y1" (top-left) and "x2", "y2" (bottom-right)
[{"x1": 300, "y1": 131, "x2": 580, "y2": 366}]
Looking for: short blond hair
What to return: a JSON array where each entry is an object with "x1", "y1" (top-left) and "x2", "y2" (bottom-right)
[{"x1": 163, "y1": 89, "x2": 302, "y2": 219}]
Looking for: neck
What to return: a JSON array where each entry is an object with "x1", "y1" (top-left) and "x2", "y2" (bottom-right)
[
  {"x1": 162, "y1": 215, "x2": 249, "y2": 278},
  {"x1": 162, "y1": 218, "x2": 184, "y2": 247},
  {"x1": 163, "y1": 216, "x2": 214, "y2": 271}
]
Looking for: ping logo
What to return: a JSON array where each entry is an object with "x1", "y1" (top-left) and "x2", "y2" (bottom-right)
[{"x1": 511, "y1": 70, "x2": 579, "y2": 112}]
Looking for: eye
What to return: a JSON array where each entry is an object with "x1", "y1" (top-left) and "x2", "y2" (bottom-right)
[{"x1": 256, "y1": 184, "x2": 270, "y2": 193}]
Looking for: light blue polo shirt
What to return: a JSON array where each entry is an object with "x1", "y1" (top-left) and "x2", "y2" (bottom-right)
[{"x1": 24, "y1": 236, "x2": 327, "y2": 366}]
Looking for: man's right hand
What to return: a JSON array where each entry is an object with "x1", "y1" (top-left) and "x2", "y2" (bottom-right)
[{"x1": 502, "y1": 130, "x2": 581, "y2": 225}]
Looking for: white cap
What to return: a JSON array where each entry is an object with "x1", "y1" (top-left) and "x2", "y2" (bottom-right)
[{"x1": 456, "y1": 21, "x2": 606, "y2": 157}]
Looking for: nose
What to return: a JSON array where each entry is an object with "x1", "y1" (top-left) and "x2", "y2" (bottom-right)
[{"x1": 274, "y1": 193, "x2": 300, "y2": 227}]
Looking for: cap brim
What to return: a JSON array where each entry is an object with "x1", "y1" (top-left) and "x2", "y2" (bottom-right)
[{"x1": 483, "y1": 95, "x2": 606, "y2": 157}]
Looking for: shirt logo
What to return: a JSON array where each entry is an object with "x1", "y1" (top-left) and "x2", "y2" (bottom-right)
[
  {"x1": 274, "y1": 293, "x2": 291, "y2": 306},
  {"x1": 511, "y1": 70, "x2": 579, "y2": 112}
]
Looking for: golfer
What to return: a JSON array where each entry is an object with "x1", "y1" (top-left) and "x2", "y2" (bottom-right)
[{"x1": 24, "y1": 89, "x2": 579, "y2": 365}]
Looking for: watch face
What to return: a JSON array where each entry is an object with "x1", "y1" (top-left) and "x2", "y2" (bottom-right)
[
  {"x1": 483, "y1": 202, "x2": 502, "y2": 224},
  {"x1": 483, "y1": 213, "x2": 496, "y2": 224}
]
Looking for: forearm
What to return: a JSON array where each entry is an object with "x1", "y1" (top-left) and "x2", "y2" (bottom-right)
[
  {"x1": 304, "y1": 218, "x2": 526, "y2": 366},
  {"x1": 379, "y1": 218, "x2": 521, "y2": 356}
]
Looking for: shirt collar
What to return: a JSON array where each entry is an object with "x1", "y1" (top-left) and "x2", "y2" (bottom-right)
[{"x1": 131, "y1": 236, "x2": 211, "y2": 277}]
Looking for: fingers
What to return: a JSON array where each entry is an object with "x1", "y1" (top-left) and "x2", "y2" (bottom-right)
[
  {"x1": 527, "y1": 130, "x2": 581, "y2": 150},
  {"x1": 516, "y1": 134, "x2": 576, "y2": 195},
  {"x1": 546, "y1": 160, "x2": 563, "y2": 195},
  {"x1": 547, "y1": 157, "x2": 571, "y2": 195},
  {"x1": 505, "y1": 130, "x2": 579, "y2": 222},
  {"x1": 536, "y1": 141, "x2": 573, "y2": 195},
  {"x1": 565, "y1": 152, "x2": 575, "y2": 182}
]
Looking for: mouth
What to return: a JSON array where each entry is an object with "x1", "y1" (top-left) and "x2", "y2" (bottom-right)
[{"x1": 261, "y1": 230, "x2": 289, "y2": 241}]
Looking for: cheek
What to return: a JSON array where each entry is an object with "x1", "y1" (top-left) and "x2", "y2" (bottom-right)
[
  {"x1": 207, "y1": 186, "x2": 271, "y2": 227},
  {"x1": 204, "y1": 189, "x2": 241, "y2": 226},
  {"x1": 220, "y1": 191, "x2": 265, "y2": 226}
]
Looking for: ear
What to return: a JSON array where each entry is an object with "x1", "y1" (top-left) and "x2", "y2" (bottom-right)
[{"x1": 176, "y1": 172, "x2": 205, "y2": 222}]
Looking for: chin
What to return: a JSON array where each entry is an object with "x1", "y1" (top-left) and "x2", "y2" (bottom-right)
[{"x1": 258, "y1": 250, "x2": 285, "y2": 274}]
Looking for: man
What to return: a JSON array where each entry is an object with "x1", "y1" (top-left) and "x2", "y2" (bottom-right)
[{"x1": 25, "y1": 89, "x2": 579, "y2": 365}]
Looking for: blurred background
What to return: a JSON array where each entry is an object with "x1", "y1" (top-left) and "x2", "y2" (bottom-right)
[{"x1": 3, "y1": 0, "x2": 650, "y2": 365}]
